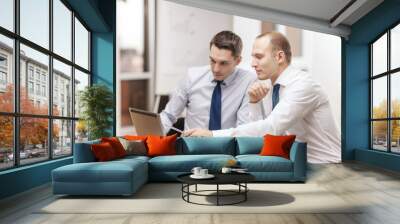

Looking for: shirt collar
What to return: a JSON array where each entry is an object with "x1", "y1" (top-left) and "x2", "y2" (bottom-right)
[
  {"x1": 210, "y1": 67, "x2": 238, "y2": 86},
  {"x1": 274, "y1": 65, "x2": 294, "y2": 87}
]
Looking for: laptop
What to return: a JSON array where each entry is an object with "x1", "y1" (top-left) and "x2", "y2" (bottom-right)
[{"x1": 129, "y1": 107, "x2": 164, "y2": 135}]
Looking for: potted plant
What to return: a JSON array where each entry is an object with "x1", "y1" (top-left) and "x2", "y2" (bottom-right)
[{"x1": 79, "y1": 84, "x2": 113, "y2": 140}]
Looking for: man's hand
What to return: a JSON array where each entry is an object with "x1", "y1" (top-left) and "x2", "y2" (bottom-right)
[
  {"x1": 182, "y1": 128, "x2": 213, "y2": 137},
  {"x1": 248, "y1": 82, "x2": 269, "y2": 103}
]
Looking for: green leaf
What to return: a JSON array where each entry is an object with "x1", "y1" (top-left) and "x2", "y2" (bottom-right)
[{"x1": 79, "y1": 84, "x2": 114, "y2": 140}]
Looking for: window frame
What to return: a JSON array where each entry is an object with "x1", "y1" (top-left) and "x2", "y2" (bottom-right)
[
  {"x1": 0, "y1": 0, "x2": 92, "y2": 171},
  {"x1": 370, "y1": 20, "x2": 400, "y2": 154}
]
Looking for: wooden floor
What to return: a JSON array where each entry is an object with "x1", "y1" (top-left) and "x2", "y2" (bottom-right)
[{"x1": 1, "y1": 162, "x2": 400, "y2": 224}]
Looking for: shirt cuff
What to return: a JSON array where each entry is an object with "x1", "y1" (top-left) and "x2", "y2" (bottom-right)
[
  {"x1": 212, "y1": 128, "x2": 234, "y2": 137},
  {"x1": 249, "y1": 102, "x2": 263, "y2": 119}
]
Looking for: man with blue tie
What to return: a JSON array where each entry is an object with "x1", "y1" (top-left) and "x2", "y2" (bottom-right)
[
  {"x1": 184, "y1": 32, "x2": 341, "y2": 163},
  {"x1": 160, "y1": 31, "x2": 257, "y2": 134}
]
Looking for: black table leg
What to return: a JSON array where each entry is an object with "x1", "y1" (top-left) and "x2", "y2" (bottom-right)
[
  {"x1": 187, "y1": 184, "x2": 190, "y2": 202},
  {"x1": 217, "y1": 184, "x2": 219, "y2": 206},
  {"x1": 181, "y1": 183, "x2": 183, "y2": 199},
  {"x1": 245, "y1": 183, "x2": 247, "y2": 201}
]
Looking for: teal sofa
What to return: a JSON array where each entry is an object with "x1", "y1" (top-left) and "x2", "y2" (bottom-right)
[{"x1": 52, "y1": 137, "x2": 307, "y2": 196}]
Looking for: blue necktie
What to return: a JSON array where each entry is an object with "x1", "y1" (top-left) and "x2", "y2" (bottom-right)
[
  {"x1": 272, "y1": 84, "x2": 280, "y2": 110},
  {"x1": 209, "y1": 81, "x2": 222, "y2": 130}
]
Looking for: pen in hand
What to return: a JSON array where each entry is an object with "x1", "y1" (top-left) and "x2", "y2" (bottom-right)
[{"x1": 170, "y1": 126, "x2": 183, "y2": 134}]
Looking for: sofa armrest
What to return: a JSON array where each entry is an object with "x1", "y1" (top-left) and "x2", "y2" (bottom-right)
[
  {"x1": 73, "y1": 140, "x2": 100, "y2": 163},
  {"x1": 289, "y1": 142, "x2": 307, "y2": 181}
]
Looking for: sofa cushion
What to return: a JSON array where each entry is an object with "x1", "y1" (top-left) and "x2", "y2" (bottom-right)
[
  {"x1": 53, "y1": 159, "x2": 147, "y2": 183},
  {"x1": 115, "y1": 155, "x2": 150, "y2": 164},
  {"x1": 177, "y1": 137, "x2": 235, "y2": 155},
  {"x1": 148, "y1": 154, "x2": 235, "y2": 172},
  {"x1": 235, "y1": 137, "x2": 263, "y2": 155},
  {"x1": 236, "y1": 155, "x2": 293, "y2": 172}
]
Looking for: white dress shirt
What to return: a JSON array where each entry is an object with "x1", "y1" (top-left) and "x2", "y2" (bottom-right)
[
  {"x1": 160, "y1": 65, "x2": 257, "y2": 134},
  {"x1": 213, "y1": 66, "x2": 341, "y2": 164}
]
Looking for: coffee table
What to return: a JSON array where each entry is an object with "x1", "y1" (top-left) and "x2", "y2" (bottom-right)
[{"x1": 177, "y1": 172, "x2": 255, "y2": 206}]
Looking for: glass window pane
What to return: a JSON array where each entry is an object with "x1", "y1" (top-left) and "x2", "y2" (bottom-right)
[
  {"x1": 391, "y1": 120, "x2": 400, "y2": 153},
  {"x1": 20, "y1": 117, "x2": 49, "y2": 165},
  {"x1": 20, "y1": 44, "x2": 49, "y2": 115},
  {"x1": 53, "y1": 119, "x2": 72, "y2": 157},
  {"x1": 53, "y1": 59, "x2": 72, "y2": 117},
  {"x1": 0, "y1": 116, "x2": 14, "y2": 170},
  {"x1": 391, "y1": 24, "x2": 400, "y2": 70},
  {"x1": 0, "y1": 34, "x2": 14, "y2": 112},
  {"x1": 74, "y1": 69, "x2": 89, "y2": 118},
  {"x1": 391, "y1": 72, "x2": 400, "y2": 118},
  {"x1": 372, "y1": 33, "x2": 387, "y2": 76},
  {"x1": 53, "y1": 0, "x2": 72, "y2": 60},
  {"x1": 372, "y1": 121, "x2": 388, "y2": 151},
  {"x1": 75, "y1": 18, "x2": 89, "y2": 70},
  {"x1": 0, "y1": 0, "x2": 14, "y2": 31},
  {"x1": 372, "y1": 77, "x2": 387, "y2": 119},
  {"x1": 20, "y1": 0, "x2": 49, "y2": 49},
  {"x1": 75, "y1": 120, "x2": 88, "y2": 143}
]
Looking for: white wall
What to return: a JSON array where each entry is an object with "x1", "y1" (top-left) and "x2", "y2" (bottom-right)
[
  {"x1": 156, "y1": 0, "x2": 233, "y2": 95},
  {"x1": 303, "y1": 30, "x2": 342, "y2": 128},
  {"x1": 232, "y1": 16, "x2": 261, "y2": 71}
]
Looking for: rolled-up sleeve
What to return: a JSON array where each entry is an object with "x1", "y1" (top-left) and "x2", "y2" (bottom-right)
[
  {"x1": 160, "y1": 76, "x2": 190, "y2": 134},
  {"x1": 213, "y1": 79, "x2": 319, "y2": 137}
]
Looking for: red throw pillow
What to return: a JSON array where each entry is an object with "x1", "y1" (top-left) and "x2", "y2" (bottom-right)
[
  {"x1": 91, "y1": 142, "x2": 117, "y2": 161},
  {"x1": 259, "y1": 134, "x2": 296, "y2": 159},
  {"x1": 146, "y1": 134, "x2": 177, "y2": 157},
  {"x1": 101, "y1": 137, "x2": 127, "y2": 158}
]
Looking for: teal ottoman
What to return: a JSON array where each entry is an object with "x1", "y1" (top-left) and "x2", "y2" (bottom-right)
[{"x1": 52, "y1": 156, "x2": 148, "y2": 196}]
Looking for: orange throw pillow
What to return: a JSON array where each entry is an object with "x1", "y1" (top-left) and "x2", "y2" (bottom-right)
[
  {"x1": 259, "y1": 134, "x2": 296, "y2": 159},
  {"x1": 91, "y1": 142, "x2": 117, "y2": 161},
  {"x1": 101, "y1": 137, "x2": 127, "y2": 158},
  {"x1": 124, "y1": 135, "x2": 147, "y2": 141},
  {"x1": 146, "y1": 134, "x2": 177, "y2": 157}
]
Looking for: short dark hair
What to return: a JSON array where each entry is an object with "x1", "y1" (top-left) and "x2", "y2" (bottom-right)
[
  {"x1": 210, "y1": 31, "x2": 243, "y2": 58},
  {"x1": 257, "y1": 32, "x2": 292, "y2": 64}
]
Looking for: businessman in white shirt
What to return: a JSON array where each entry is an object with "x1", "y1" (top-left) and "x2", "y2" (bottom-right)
[
  {"x1": 184, "y1": 32, "x2": 341, "y2": 163},
  {"x1": 160, "y1": 31, "x2": 257, "y2": 134}
]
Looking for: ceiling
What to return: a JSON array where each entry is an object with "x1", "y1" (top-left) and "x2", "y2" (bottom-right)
[
  {"x1": 165, "y1": 0, "x2": 384, "y2": 38},
  {"x1": 226, "y1": 0, "x2": 353, "y2": 23}
]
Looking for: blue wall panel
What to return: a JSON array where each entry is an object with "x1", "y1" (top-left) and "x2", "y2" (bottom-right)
[
  {"x1": 355, "y1": 148, "x2": 400, "y2": 172},
  {"x1": 92, "y1": 32, "x2": 115, "y2": 136},
  {"x1": 344, "y1": 0, "x2": 400, "y2": 170},
  {"x1": 92, "y1": 33, "x2": 114, "y2": 88},
  {"x1": 0, "y1": 158, "x2": 72, "y2": 199},
  {"x1": 342, "y1": 44, "x2": 369, "y2": 160},
  {"x1": 91, "y1": 0, "x2": 116, "y2": 136}
]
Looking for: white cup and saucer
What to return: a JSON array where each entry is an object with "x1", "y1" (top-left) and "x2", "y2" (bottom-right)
[
  {"x1": 221, "y1": 167, "x2": 232, "y2": 174},
  {"x1": 190, "y1": 167, "x2": 214, "y2": 179}
]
